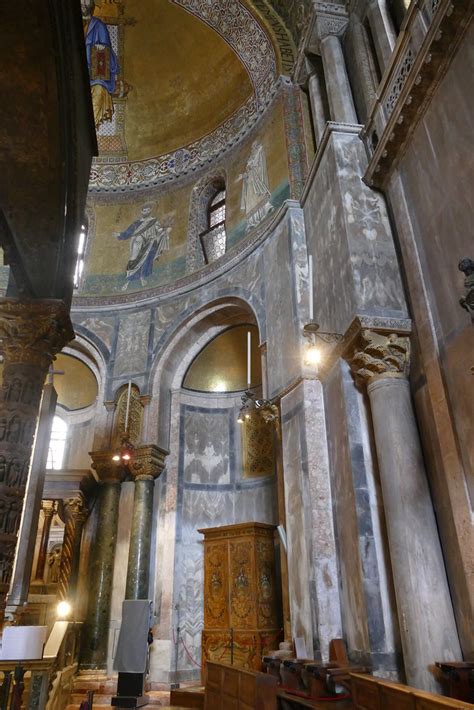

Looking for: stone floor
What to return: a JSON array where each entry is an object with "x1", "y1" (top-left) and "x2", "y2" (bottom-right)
[{"x1": 66, "y1": 673, "x2": 171, "y2": 710}]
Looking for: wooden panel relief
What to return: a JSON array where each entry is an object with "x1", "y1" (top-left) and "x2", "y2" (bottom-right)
[
  {"x1": 256, "y1": 538, "x2": 278, "y2": 629},
  {"x1": 204, "y1": 541, "x2": 229, "y2": 629},
  {"x1": 230, "y1": 540, "x2": 256, "y2": 629}
]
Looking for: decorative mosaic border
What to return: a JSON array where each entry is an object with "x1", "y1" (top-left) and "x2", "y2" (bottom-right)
[
  {"x1": 89, "y1": 0, "x2": 279, "y2": 193},
  {"x1": 282, "y1": 81, "x2": 309, "y2": 199}
]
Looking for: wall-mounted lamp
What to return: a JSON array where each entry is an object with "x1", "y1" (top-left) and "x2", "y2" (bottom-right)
[
  {"x1": 303, "y1": 322, "x2": 343, "y2": 367},
  {"x1": 237, "y1": 390, "x2": 279, "y2": 424}
]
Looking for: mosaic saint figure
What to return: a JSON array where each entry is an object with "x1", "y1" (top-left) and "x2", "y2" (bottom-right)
[
  {"x1": 116, "y1": 204, "x2": 172, "y2": 290},
  {"x1": 81, "y1": 0, "x2": 119, "y2": 128},
  {"x1": 238, "y1": 141, "x2": 273, "y2": 231},
  {"x1": 47, "y1": 547, "x2": 62, "y2": 583}
]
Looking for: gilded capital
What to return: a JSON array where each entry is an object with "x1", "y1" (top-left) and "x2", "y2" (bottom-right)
[
  {"x1": 0, "y1": 298, "x2": 74, "y2": 370},
  {"x1": 41, "y1": 500, "x2": 57, "y2": 519},
  {"x1": 89, "y1": 450, "x2": 126, "y2": 484},
  {"x1": 128, "y1": 444, "x2": 168, "y2": 481},
  {"x1": 64, "y1": 496, "x2": 88, "y2": 524},
  {"x1": 349, "y1": 329, "x2": 410, "y2": 385}
]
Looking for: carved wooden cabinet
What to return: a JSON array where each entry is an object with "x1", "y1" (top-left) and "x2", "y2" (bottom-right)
[{"x1": 199, "y1": 522, "x2": 281, "y2": 674}]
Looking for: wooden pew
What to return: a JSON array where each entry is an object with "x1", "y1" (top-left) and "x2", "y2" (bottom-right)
[
  {"x1": 204, "y1": 662, "x2": 278, "y2": 710},
  {"x1": 351, "y1": 673, "x2": 474, "y2": 710}
]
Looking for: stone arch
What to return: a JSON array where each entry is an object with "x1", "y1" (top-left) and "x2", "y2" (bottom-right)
[
  {"x1": 146, "y1": 296, "x2": 260, "y2": 448},
  {"x1": 185, "y1": 167, "x2": 227, "y2": 273}
]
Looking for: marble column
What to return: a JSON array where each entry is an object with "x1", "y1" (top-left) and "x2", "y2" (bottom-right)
[
  {"x1": 80, "y1": 453, "x2": 124, "y2": 669},
  {"x1": 34, "y1": 501, "x2": 56, "y2": 582},
  {"x1": 367, "y1": 0, "x2": 397, "y2": 73},
  {"x1": 320, "y1": 34, "x2": 358, "y2": 124},
  {"x1": 0, "y1": 298, "x2": 72, "y2": 618},
  {"x1": 308, "y1": 72, "x2": 327, "y2": 147},
  {"x1": 57, "y1": 496, "x2": 88, "y2": 602},
  {"x1": 125, "y1": 445, "x2": 167, "y2": 600},
  {"x1": 349, "y1": 329, "x2": 462, "y2": 692}
]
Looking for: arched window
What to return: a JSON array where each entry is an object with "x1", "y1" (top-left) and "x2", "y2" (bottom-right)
[
  {"x1": 46, "y1": 416, "x2": 68, "y2": 470},
  {"x1": 199, "y1": 185, "x2": 227, "y2": 264}
]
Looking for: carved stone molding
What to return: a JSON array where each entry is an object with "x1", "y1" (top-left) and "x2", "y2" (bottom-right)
[
  {"x1": 128, "y1": 444, "x2": 168, "y2": 482},
  {"x1": 348, "y1": 329, "x2": 410, "y2": 384}
]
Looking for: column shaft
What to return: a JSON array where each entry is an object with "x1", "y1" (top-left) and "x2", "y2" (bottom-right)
[
  {"x1": 367, "y1": 375, "x2": 461, "y2": 690},
  {"x1": 367, "y1": 0, "x2": 397, "y2": 73},
  {"x1": 57, "y1": 497, "x2": 87, "y2": 602},
  {"x1": 320, "y1": 35, "x2": 358, "y2": 124},
  {"x1": 0, "y1": 299, "x2": 72, "y2": 617},
  {"x1": 308, "y1": 72, "x2": 327, "y2": 147},
  {"x1": 125, "y1": 478, "x2": 154, "y2": 600},
  {"x1": 80, "y1": 480, "x2": 121, "y2": 669}
]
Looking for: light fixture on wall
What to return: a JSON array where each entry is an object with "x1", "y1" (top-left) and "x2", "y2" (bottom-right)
[
  {"x1": 237, "y1": 390, "x2": 279, "y2": 424},
  {"x1": 303, "y1": 322, "x2": 344, "y2": 367}
]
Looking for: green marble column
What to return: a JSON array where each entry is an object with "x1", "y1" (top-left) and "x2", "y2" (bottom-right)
[
  {"x1": 125, "y1": 445, "x2": 167, "y2": 600},
  {"x1": 80, "y1": 453, "x2": 124, "y2": 669}
]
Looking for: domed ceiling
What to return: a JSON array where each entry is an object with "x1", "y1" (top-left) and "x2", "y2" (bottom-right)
[{"x1": 88, "y1": 0, "x2": 285, "y2": 192}]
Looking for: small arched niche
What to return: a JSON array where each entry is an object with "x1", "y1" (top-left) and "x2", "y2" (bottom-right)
[{"x1": 182, "y1": 324, "x2": 261, "y2": 393}]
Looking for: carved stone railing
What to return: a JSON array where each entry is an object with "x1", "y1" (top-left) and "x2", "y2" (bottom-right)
[{"x1": 361, "y1": 0, "x2": 474, "y2": 188}]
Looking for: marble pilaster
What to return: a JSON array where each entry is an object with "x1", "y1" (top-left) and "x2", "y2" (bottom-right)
[
  {"x1": 280, "y1": 380, "x2": 342, "y2": 660},
  {"x1": 320, "y1": 35, "x2": 358, "y2": 124},
  {"x1": 0, "y1": 298, "x2": 73, "y2": 617},
  {"x1": 125, "y1": 445, "x2": 167, "y2": 600},
  {"x1": 80, "y1": 453, "x2": 124, "y2": 669},
  {"x1": 349, "y1": 330, "x2": 462, "y2": 691}
]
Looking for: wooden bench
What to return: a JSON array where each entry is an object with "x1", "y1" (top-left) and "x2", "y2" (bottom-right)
[
  {"x1": 351, "y1": 673, "x2": 474, "y2": 710},
  {"x1": 204, "y1": 662, "x2": 278, "y2": 710}
]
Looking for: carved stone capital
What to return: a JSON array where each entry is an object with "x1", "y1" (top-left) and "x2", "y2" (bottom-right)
[
  {"x1": 314, "y1": 2, "x2": 349, "y2": 45},
  {"x1": 128, "y1": 444, "x2": 168, "y2": 481},
  {"x1": 0, "y1": 298, "x2": 74, "y2": 370},
  {"x1": 349, "y1": 329, "x2": 410, "y2": 385},
  {"x1": 89, "y1": 450, "x2": 126, "y2": 484}
]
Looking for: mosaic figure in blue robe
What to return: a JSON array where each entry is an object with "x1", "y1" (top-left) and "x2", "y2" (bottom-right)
[
  {"x1": 116, "y1": 204, "x2": 171, "y2": 290},
  {"x1": 81, "y1": 0, "x2": 119, "y2": 127}
]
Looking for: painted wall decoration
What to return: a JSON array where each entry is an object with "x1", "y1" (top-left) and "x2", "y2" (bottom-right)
[
  {"x1": 238, "y1": 142, "x2": 273, "y2": 232},
  {"x1": 116, "y1": 203, "x2": 172, "y2": 290}
]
